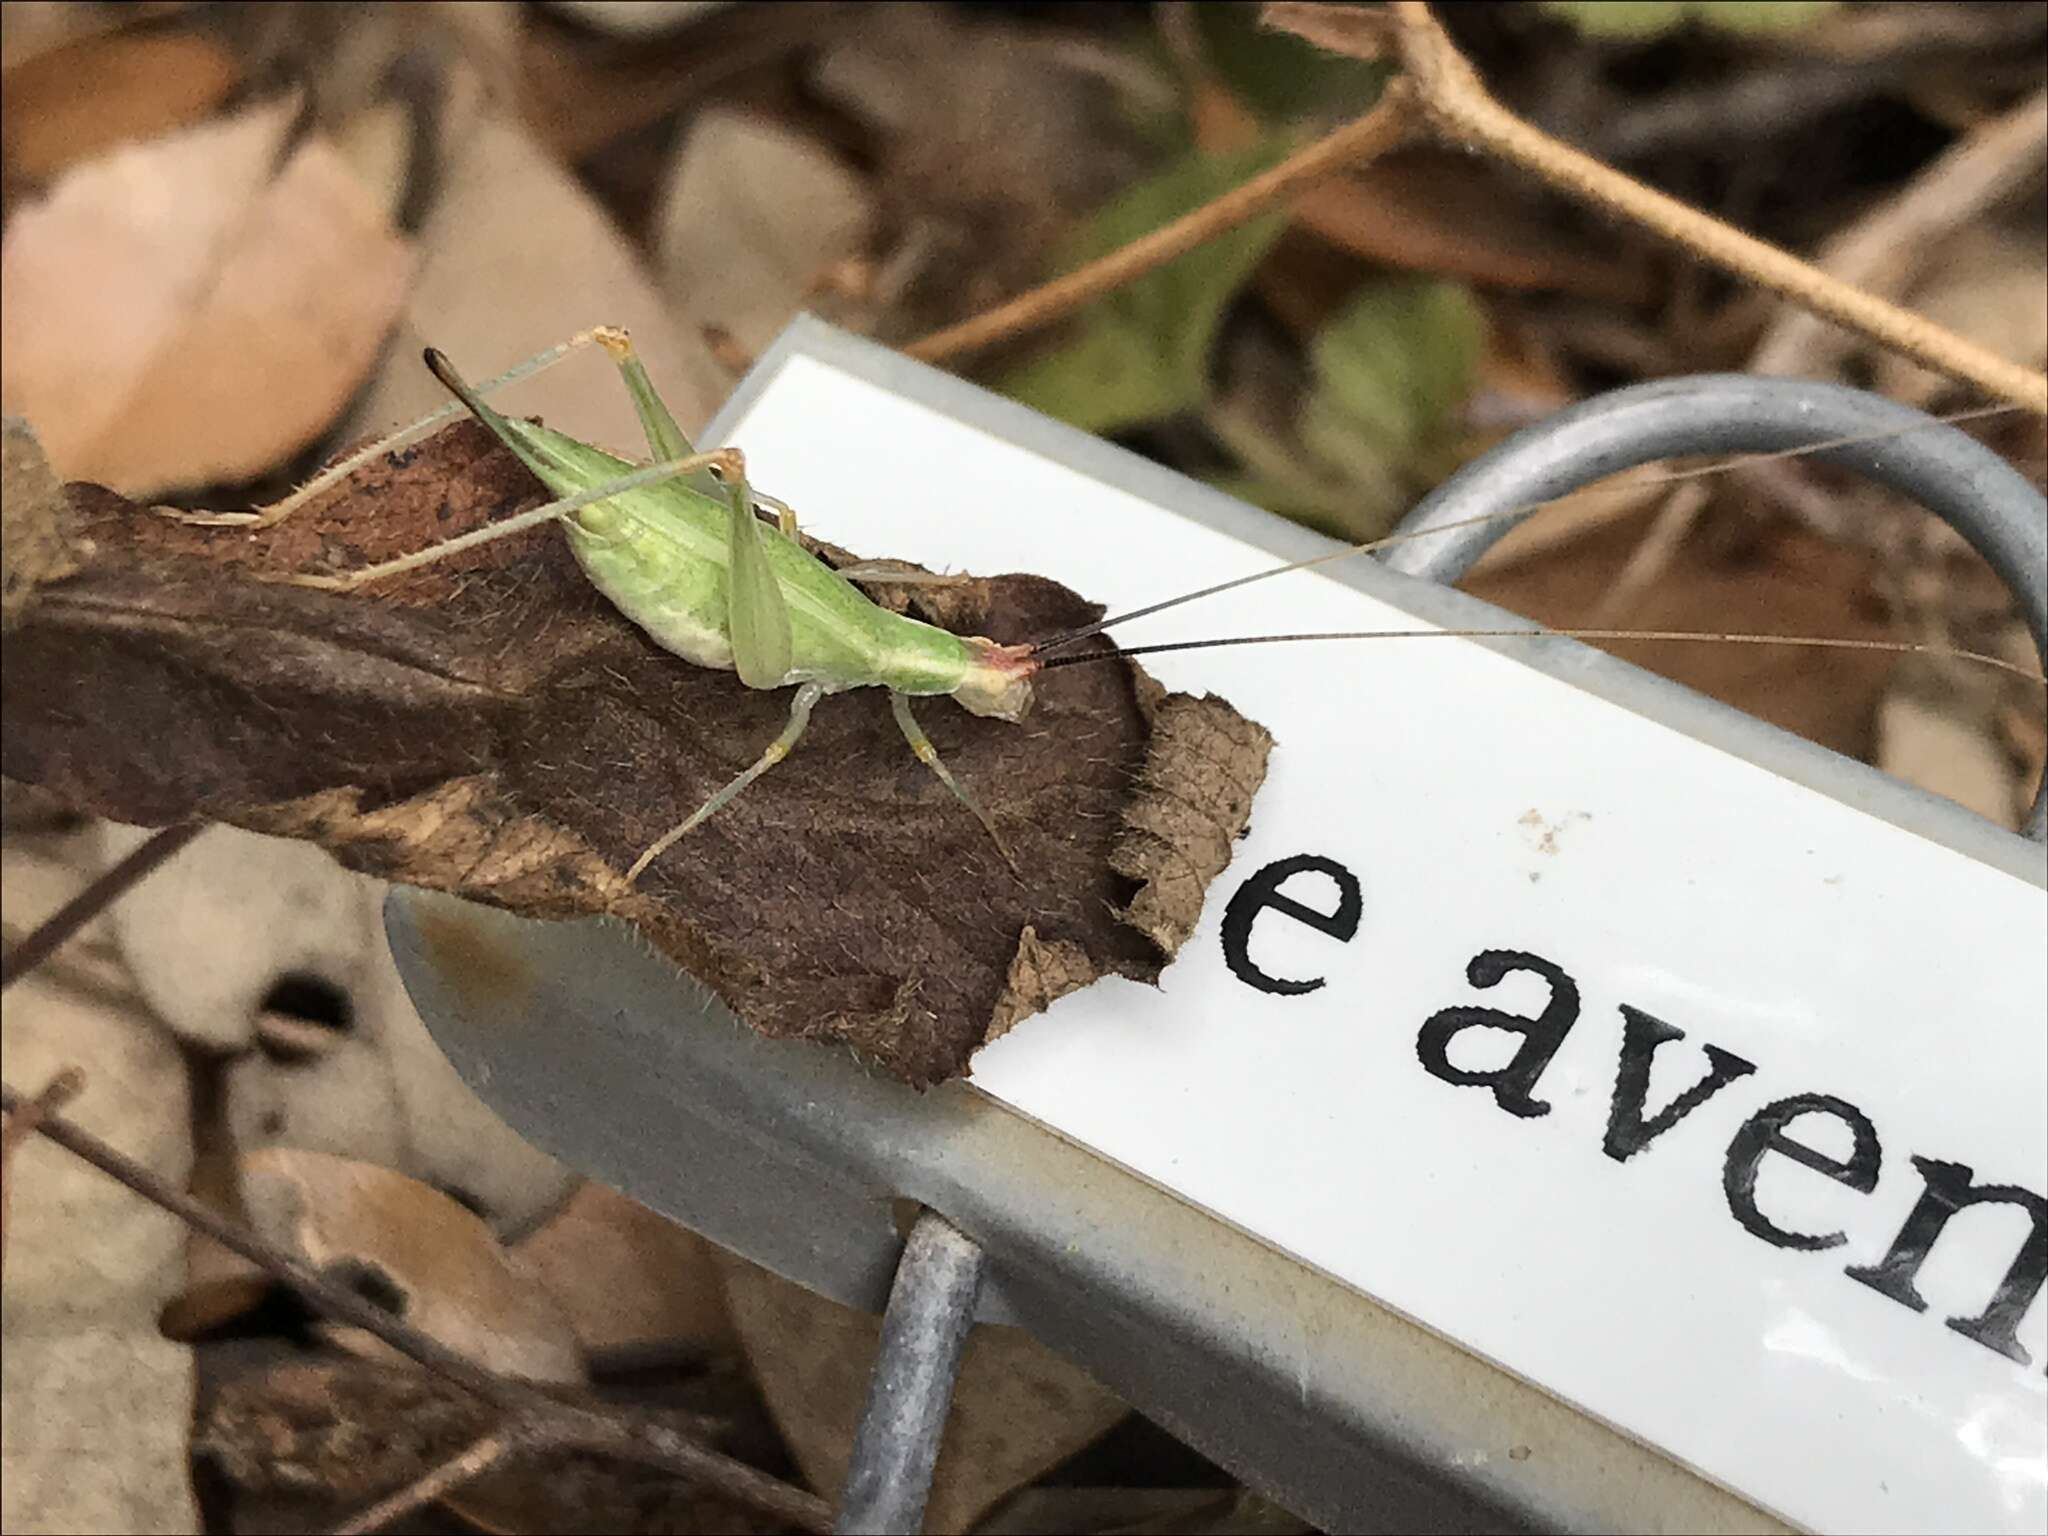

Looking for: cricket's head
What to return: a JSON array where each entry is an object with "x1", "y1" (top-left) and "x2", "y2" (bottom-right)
[{"x1": 953, "y1": 639, "x2": 1039, "y2": 722}]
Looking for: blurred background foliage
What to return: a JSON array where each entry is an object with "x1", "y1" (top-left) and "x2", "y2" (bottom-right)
[{"x1": 1, "y1": 6, "x2": 2044, "y2": 1529}]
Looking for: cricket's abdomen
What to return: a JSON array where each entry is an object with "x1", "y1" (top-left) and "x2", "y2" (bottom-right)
[{"x1": 565, "y1": 488, "x2": 990, "y2": 698}]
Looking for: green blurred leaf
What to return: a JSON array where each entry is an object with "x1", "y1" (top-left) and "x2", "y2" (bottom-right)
[
  {"x1": 999, "y1": 141, "x2": 1291, "y2": 435},
  {"x1": 998, "y1": 319, "x2": 1185, "y2": 435},
  {"x1": 1292, "y1": 276, "x2": 1484, "y2": 536},
  {"x1": 1194, "y1": 1, "x2": 1392, "y2": 121},
  {"x1": 1310, "y1": 277, "x2": 1483, "y2": 449},
  {"x1": 1540, "y1": 1, "x2": 1840, "y2": 38}
]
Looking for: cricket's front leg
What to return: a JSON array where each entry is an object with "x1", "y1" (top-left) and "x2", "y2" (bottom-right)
[{"x1": 624, "y1": 681, "x2": 828, "y2": 885}]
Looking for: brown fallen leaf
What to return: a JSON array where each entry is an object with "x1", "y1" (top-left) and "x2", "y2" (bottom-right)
[
  {"x1": 1466, "y1": 506, "x2": 1904, "y2": 761},
  {"x1": 516, "y1": 1181, "x2": 734, "y2": 1358},
  {"x1": 0, "y1": 419, "x2": 1271, "y2": 1086},
  {"x1": 233, "y1": 1147, "x2": 587, "y2": 1383},
  {"x1": 1190, "y1": 63, "x2": 1649, "y2": 304},
  {"x1": 196, "y1": 1354, "x2": 767, "y2": 1534},
  {"x1": 0, "y1": 27, "x2": 240, "y2": 188},
  {"x1": 0, "y1": 413, "x2": 80, "y2": 630},
  {"x1": 0, "y1": 96, "x2": 411, "y2": 496}
]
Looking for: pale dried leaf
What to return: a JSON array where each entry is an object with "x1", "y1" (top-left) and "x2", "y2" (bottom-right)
[
  {"x1": 516, "y1": 1182, "x2": 734, "y2": 1356},
  {"x1": 336, "y1": 104, "x2": 728, "y2": 456},
  {"x1": 99, "y1": 821, "x2": 373, "y2": 1054},
  {"x1": 1751, "y1": 85, "x2": 2047, "y2": 383},
  {"x1": 1258, "y1": 1, "x2": 1399, "y2": 62},
  {"x1": 544, "y1": 0, "x2": 734, "y2": 38},
  {"x1": 2, "y1": 978, "x2": 199, "y2": 1535},
  {"x1": 0, "y1": 97, "x2": 412, "y2": 495},
  {"x1": 657, "y1": 109, "x2": 875, "y2": 356},
  {"x1": 1874, "y1": 225, "x2": 2048, "y2": 406},
  {"x1": 1876, "y1": 691, "x2": 2019, "y2": 827},
  {"x1": 223, "y1": 1031, "x2": 409, "y2": 1173}
]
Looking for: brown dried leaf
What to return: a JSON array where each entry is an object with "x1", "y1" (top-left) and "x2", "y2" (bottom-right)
[
  {"x1": 1258, "y1": 1, "x2": 1400, "y2": 63},
  {"x1": 1112, "y1": 697, "x2": 1272, "y2": 955},
  {"x1": 986, "y1": 927, "x2": 1099, "y2": 1045},
  {"x1": 0, "y1": 416, "x2": 80, "y2": 630},
  {"x1": 1191, "y1": 78, "x2": 1646, "y2": 303},
  {"x1": 198, "y1": 1354, "x2": 763, "y2": 1533},
  {"x1": 0, "y1": 422, "x2": 1269, "y2": 1086},
  {"x1": 198, "y1": 1357, "x2": 498, "y2": 1505},
  {"x1": 1466, "y1": 507, "x2": 1904, "y2": 759},
  {"x1": 0, "y1": 28, "x2": 240, "y2": 186}
]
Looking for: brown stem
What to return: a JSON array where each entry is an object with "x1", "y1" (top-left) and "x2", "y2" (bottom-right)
[
  {"x1": 1750, "y1": 85, "x2": 2048, "y2": 385},
  {"x1": 1373, "y1": 2, "x2": 2048, "y2": 414},
  {"x1": 0, "y1": 822, "x2": 204, "y2": 991},
  {"x1": 0, "y1": 1078, "x2": 520, "y2": 1406},
  {"x1": 332, "y1": 1429, "x2": 513, "y2": 1536},
  {"x1": 549, "y1": 1401, "x2": 836, "y2": 1533},
  {"x1": 0, "y1": 1066, "x2": 85, "y2": 1268},
  {"x1": 905, "y1": 88, "x2": 1416, "y2": 363}
]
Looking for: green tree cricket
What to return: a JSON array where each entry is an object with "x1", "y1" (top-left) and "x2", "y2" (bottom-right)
[{"x1": 235, "y1": 328, "x2": 2042, "y2": 883}]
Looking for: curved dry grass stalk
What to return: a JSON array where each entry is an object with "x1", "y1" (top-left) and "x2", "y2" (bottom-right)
[{"x1": 911, "y1": 2, "x2": 2048, "y2": 415}]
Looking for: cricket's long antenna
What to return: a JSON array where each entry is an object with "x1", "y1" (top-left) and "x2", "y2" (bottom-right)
[
  {"x1": 1025, "y1": 404, "x2": 2025, "y2": 657},
  {"x1": 1035, "y1": 627, "x2": 2047, "y2": 683},
  {"x1": 166, "y1": 331, "x2": 609, "y2": 529}
]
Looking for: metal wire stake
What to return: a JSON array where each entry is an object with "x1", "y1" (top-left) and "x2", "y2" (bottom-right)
[
  {"x1": 1384, "y1": 375, "x2": 2048, "y2": 840},
  {"x1": 834, "y1": 1211, "x2": 988, "y2": 1535}
]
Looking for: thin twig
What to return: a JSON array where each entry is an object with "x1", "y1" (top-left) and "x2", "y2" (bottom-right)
[
  {"x1": 0, "y1": 823, "x2": 203, "y2": 991},
  {"x1": 1361, "y1": 2, "x2": 2048, "y2": 413},
  {"x1": 0, "y1": 1080, "x2": 835, "y2": 1534},
  {"x1": 1750, "y1": 85, "x2": 2048, "y2": 385},
  {"x1": 905, "y1": 88, "x2": 1416, "y2": 363},
  {"x1": 910, "y1": 3, "x2": 2046, "y2": 411},
  {"x1": 0, "y1": 1079, "x2": 517, "y2": 1404},
  {"x1": 0, "y1": 1067, "x2": 84, "y2": 1268},
  {"x1": 332, "y1": 1430, "x2": 513, "y2": 1536}
]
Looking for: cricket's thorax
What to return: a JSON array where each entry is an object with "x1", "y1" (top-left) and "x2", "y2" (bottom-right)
[{"x1": 481, "y1": 416, "x2": 1037, "y2": 719}]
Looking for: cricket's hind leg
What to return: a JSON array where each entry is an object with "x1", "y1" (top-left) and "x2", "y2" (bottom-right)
[
  {"x1": 625, "y1": 682, "x2": 828, "y2": 886},
  {"x1": 889, "y1": 692, "x2": 1018, "y2": 873},
  {"x1": 594, "y1": 324, "x2": 797, "y2": 532},
  {"x1": 285, "y1": 445, "x2": 746, "y2": 593},
  {"x1": 168, "y1": 330, "x2": 618, "y2": 529}
]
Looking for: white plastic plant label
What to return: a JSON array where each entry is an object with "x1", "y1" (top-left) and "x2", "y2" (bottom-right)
[{"x1": 717, "y1": 341, "x2": 2047, "y2": 1536}]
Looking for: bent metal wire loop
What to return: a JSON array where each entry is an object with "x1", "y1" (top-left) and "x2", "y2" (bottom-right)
[{"x1": 1385, "y1": 374, "x2": 2048, "y2": 843}]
